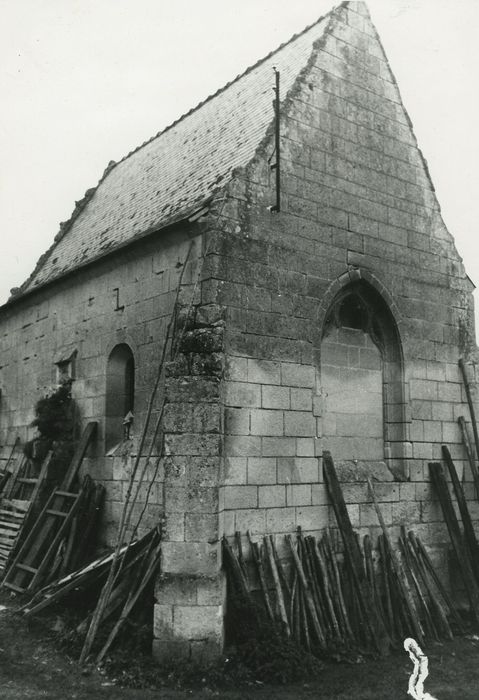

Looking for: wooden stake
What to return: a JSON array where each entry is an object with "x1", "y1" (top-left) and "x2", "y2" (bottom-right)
[
  {"x1": 324, "y1": 452, "x2": 390, "y2": 654},
  {"x1": 286, "y1": 534, "x2": 325, "y2": 647},
  {"x1": 405, "y1": 531, "x2": 453, "y2": 640},
  {"x1": 410, "y1": 531, "x2": 464, "y2": 633},
  {"x1": 247, "y1": 531, "x2": 274, "y2": 622},
  {"x1": 322, "y1": 532, "x2": 353, "y2": 639},
  {"x1": 222, "y1": 536, "x2": 250, "y2": 600},
  {"x1": 367, "y1": 477, "x2": 424, "y2": 644},
  {"x1": 264, "y1": 535, "x2": 290, "y2": 637}
]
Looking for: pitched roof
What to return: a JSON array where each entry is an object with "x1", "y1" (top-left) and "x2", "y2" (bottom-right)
[{"x1": 18, "y1": 4, "x2": 347, "y2": 296}]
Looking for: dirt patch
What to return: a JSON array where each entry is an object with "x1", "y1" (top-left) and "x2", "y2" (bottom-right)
[{"x1": 1, "y1": 590, "x2": 479, "y2": 699}]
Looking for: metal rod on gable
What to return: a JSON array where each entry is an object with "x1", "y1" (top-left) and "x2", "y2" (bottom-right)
[{"x1": 270, "y1": 67, "x2": 281, "y2": 213}]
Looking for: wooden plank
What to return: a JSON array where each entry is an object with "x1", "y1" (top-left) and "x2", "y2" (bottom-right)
[
  {"x1": 459, "y1": 359, "x2": 479, "y2": 462},
  {"x1": 28, "y1": 492, "x2": 83, "y2": 590},
  {"x1": 0, "y1": 509, "x2": 25, "y2": 520},
  {"x1": 323, "y1": 451, "x2": 390, "y2": 654},
  {"x1": 458, "y1": 417, "x2": 479, "y2": 498},
  {"x1": 61, "y1": 422, "x2": 97, "y2": 492},
  {"x1": 429, "y1": 461, "x2": 479, "y2": 622},
  {"x1": 0, "y1": 520, "x2": 21, "y2": 530},
  {"x1": 5, "y1": 454, "x2": 25, "y2": 500},
  {"x1": 8, "y1": 500, "x2": 29, "y2": 512},
  {"x1": 442, "y1": 445, "x2": 479, "y2": 581}
]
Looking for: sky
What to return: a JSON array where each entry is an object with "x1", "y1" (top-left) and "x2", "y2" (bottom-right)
[{"x1": 1, "y1": 0, "x2": 479, "y2": 327}]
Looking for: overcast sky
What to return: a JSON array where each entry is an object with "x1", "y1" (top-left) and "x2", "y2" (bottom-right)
[{"x1": 1, "y1": 0, "x2": 478, "y2": 328}]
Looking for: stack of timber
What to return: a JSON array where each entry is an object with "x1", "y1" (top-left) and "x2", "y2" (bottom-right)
[
  {"x1": 223, "y1": 451, "x2": 463, "y2": 659},
  {"x1": 223, "y1": 526, "x2": 459, "y2": 659},
  {"x1": 22, "y1": 526, "x2": 162, "y2": 662},
  {"x1": 1, "y1": 422, "x2": 103, "y2": 592}
]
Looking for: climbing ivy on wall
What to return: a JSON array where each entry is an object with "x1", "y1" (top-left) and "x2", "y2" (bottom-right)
[{"x1": 26, "y1": 379, "x2": 78, "y2": 478}]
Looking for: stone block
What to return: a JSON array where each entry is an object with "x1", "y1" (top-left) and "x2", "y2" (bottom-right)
[
  {"x1": 290, "y1": 387, "x2": 313, "y2": 411},
  {"x1": 247, "y1": 457, "x2": 277, "y2": 484},
  {"x1": 153, "y1": 603, "x2": 174, "y2": 639},
  {"x1": 164, "y1": 433, "x2": 221, "y2": 457},
  {"x1": 185, "y1": 513, "x2": 218, "y2": 541},
  {"x1": 258, "y1": 485, "x2": 286, "y2": 508},
  {"x1": 234, "y1": 508, "x2": 266, "y2": 534},
  {"x1": 295, "y1": 504, "x2": 329, "y2": 531},
  {"x1": 224, "y1": 485, "x2": 258, "y2": 509},
  {"x1": 311, "y1": 483, "x2": 329, "y2": 505},
  {"x1": 265, "y1": 507, "x2": 296, "y2": 533},
  {"x1": 224, "y1": 457, "x2": 247, "y2": 485},
  {"x1": 391, "y1": 500, "x2": 420, "y2": 525},
  {"x1": 225, "y1": 407, "x2": 250, "y2": 436},
  {"x1": 341, "y1": 483, "x2": 369, "y2": 503},
  {"x1": 161, "y1": 541, "x2": 219, "y2": 576},
  {"x1": 224, "y1": 435, "x2": 261, "y2": 457},
  {"x1": 277, "y1": 456, "x2": 319, "y2": 483},
  {"x1": 284, "y1": 411, "x2": 316, "y2": 437},
  {"x1": 166, "y1": 376, "x2": 220, "y2": 403},
  {"x1": 173, "y1": 605, "x2": 223, "y2": 641},
  {"x1": 196, "y1": 576, "x2": 225, "y2": 606},
  {"x1": 262, "y1": 385, "x2": 290, "y2": 409},
  {"x1": 225, "y1": 381, "x2": 261, "y2": 408},
  {"x1": 250, "y1": 409, "x2": 284, "y2": 436},
  {"x1": 262, "y1": 436, "x2": 296, "y2": 456},
  {"x1": 164, "y1": 513, "x2": 185, "y2": 541},
  {"x1": 281, "y1": 362, "x2": 314, "y2": 387},
  {"x1": 286, "y1": 484, "x2": 312, "y2": 506},
  {"x1": 155, "y1": 576, "x2": 197, "y2": 605},
  {"x1": 225, "y1": 356, "x2": 248, "y2": 381},
  {"x1": 247, "y1": 359, "x2": 281, "y2": 384},
  {"x1": 296, "y1": 437, "x2": 316, "y2": 456},
  {"x1": 399, "y1": 483, "x2": 416, "y2": 502},
  {"x1": 360, "y1": 502, "x2": 391, "y2": 527}
]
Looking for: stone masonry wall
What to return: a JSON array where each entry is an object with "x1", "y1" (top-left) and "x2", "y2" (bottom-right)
[
  {"x1": 0, "y1": 228, "x2": 202, "y2": 544},
  {"x1": 203, "y1": 1, "x2": 478, "y2": 586},
  {"x1": 153, "y1": 302, "x2": 226, "y2": 663}
]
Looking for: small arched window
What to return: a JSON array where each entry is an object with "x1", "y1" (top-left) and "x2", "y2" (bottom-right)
[{"x1": 105, "y1": 343, "x2": 135, "y2": 451}]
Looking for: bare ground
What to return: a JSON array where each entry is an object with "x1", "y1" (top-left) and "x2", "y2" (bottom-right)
[{"x1": 1, "y1": 592, "x2": 478, "y2": 700}]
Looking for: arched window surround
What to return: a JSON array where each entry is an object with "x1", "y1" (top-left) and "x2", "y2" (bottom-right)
[
  {"x1": 317, "y1": 270, "x2": 408, "y2": 475},
  {"x1": 105, "y1": 343, "x2": 135, "y2": 452}
]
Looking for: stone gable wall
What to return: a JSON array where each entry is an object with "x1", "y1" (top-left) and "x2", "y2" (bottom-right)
[{"x1": 202, "y1": 1, "x2": 477, "y2": 578}]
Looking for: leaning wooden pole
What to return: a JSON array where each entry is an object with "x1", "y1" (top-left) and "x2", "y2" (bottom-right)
[
  {"x1": 459, "y1": 358, "x2": 479, "y2": 462},
  {"x1": 367, "y1": 477, "x2": 424, "y2": 645},
  {"x1": 323, "y1": 452, "x2": 390, "y2": 654},
  {"x1": 429, "y1": 461, "x2": 479, "y2": 622},
  {"x1": 442, "y1": 445, "x2": 479, "y2": 582},
  {"x1": 458, "y1": 416, "x2": 479, "y2": 497}
]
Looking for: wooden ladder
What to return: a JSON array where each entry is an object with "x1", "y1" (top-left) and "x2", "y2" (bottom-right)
[
  {"x1": 2, "y1": 421, "x2": 97, "y2": 593},
  {"x1": 0, "y1": 452, "x2": 51, "y2": 572}
]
